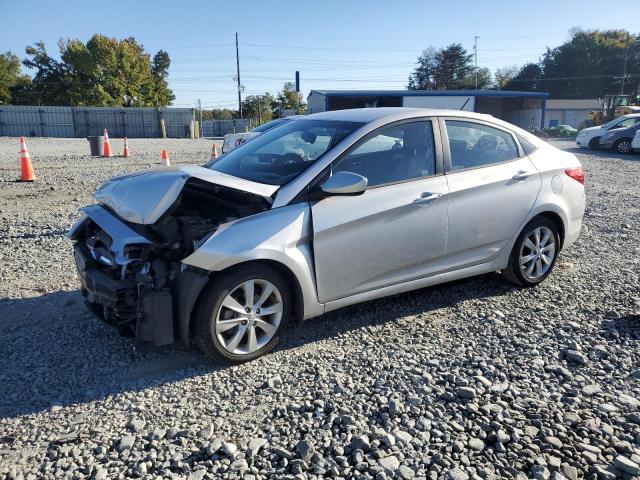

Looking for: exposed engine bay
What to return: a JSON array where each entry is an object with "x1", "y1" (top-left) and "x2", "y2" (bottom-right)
[{"x1": 69, "y1": 177, "x2": 270, "y2": 346}]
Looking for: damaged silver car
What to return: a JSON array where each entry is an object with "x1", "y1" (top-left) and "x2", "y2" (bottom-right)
[{"x1": 70, "y1": 108, "x2": 585, "y2": 364}]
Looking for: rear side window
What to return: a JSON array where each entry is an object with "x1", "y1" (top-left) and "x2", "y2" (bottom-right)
[
  {"x1": 516, "y1": 134, "x2": 538, "y2": 155},
  {"x1": 333, "y1": 121, "x2": 436, "y2": 187},
  {"x1": 445, "y1": 120, "x2": 519, "y2": 170}
]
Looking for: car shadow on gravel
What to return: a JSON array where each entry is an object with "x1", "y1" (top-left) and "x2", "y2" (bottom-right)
[{"x1": 0, "y1": 274, "x2": 512, "y2": 419}]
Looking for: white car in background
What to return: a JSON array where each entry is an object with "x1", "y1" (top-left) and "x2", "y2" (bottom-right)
[
  {"x1": 632, "y1": 129, "x2": 640, "y2": 152},
  {"x1": 576, "y1": 114, "x2": 640, "y2": 149},
  {"x1": 222, "y1": 116, "x2": 301, "y2": 153}
]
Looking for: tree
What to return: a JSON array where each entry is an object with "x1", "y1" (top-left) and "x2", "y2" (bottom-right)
[
  {"x1": 0, "y1": 52, "x2": 31, "y2": 104},
  {"x1": 151, "y1": 50, "x2": 175, "y2": 106},
  {"x1": 408, "y1": 43, "x2": 476, "y2": 90},
  {"x1": 433, "y1": 44, "x2": 474, "y2": 89},
  {"x1": 503, "y1": 63, "x2": 544, "y2": 92},
  {"x1": 242, "y1": 93, "x2": 276, "y2": 124},
  {"x1": 493, "y1": 66, "x2": 519, "y2": 90},
  {"x1": 540, "y1": 29, "x2": 639, "y2": 98},
  {"x1": 274, "y1": 82, "x2": 305, "y2": 113},
  {"x1": 408, "y1": 48, "x2": 437, "y2": 89},
  {"x1": 502, "y1": 29, "x2": 640, "y2": 99},
  {"x1": 201, "y1": 109, "x2": 236, "y2": 120},
  {"x1": 474, "y1": 67, "x2": 493, "y2": 90},
  {"x1": 17, "y1": 35, "x2": 175, "y2": 106}
]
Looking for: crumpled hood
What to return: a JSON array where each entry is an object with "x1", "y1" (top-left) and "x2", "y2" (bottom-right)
[{"x1": 94, "y1": 164, "x2": 278, "y2": 224}]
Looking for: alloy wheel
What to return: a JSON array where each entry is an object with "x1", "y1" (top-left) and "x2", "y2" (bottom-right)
[
  {"x1": 519, "y1": 226, "x2": 556, "y2": 281},
  {"x1": 617, "y1": 140, "x2": 631, "y2": 154},
  {"x1": 214, "y1": 279, "x2": 283, "y2": 355}
]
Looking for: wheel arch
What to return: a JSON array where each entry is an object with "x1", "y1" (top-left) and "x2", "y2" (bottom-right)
[
  {"x1": 536, "y1": 211, "x2": 565, "y2": 249},
  {"x1": 187, "y1": 259, "x2": 306, "y2": 342}
]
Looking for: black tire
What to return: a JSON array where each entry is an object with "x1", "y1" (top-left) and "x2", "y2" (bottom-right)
[
  {"x1": 588, "y1": 137, "x2": 600, "y2": 149},
  {"x1": 192, "y1": 264, "x2": 291, "y2": 364},
  {"x1": 614, "y1": 138, "x2": 632, "y2": 154},
  {"x1": 502, "y1": 217, "x2": 561, "y2": 287}
]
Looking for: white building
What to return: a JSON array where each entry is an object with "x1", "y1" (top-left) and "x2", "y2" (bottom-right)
[
  {"x1": 544, "y1": 99, "x2": 600, "y2": 128},
  {"x1": 307, "y1": 89, "x2": 549, "y2": 129}
]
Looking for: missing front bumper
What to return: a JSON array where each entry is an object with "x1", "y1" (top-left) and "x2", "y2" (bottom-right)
[
  {"x1": 74, "y1": 243, "x2": 175, "y2": 347},
  {"x1": 73, "y1": 243, "x2": 210, "y2": 348}
]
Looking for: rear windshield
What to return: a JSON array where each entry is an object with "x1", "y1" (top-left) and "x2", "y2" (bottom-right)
[{"x1": 208, "y1": 119, "x2": 363, "y2": 185}]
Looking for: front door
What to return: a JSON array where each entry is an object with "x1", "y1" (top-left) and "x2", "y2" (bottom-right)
[
  {"x1": 442, "y1": 119, "x2": 541, "y2": 269},
  {"x1": 311, "y1": 120, "x2": 449, "y2": 303}
]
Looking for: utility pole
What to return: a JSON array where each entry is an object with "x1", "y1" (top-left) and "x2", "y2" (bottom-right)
[
  {"x1": 197, "y1": 98, "x2": 202, "y2": 136},
  {"x1": 258, "y1": 95, "x2": 262, "y2": 124},
  {"x1": 295, "y1": 70, "x2": 300, "y2": 113},
  {"x1": 474, "y1": 36, "x2": 480, "y2": 90},
  {"x1": 235, "y1": 32, "x2": 242, "y2": 118},
  {"x1": 621, "y1": 32, "x2": 630, "y2": 95}
]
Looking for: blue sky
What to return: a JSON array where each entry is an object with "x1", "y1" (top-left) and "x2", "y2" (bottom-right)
[{"x1": 1, "y1": 0, "x2": 638, "y2": 109}]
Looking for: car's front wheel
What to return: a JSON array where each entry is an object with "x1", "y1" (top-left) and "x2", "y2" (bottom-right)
[
  {"x1": 193, "y1": 264, "x2": 291, "y2": 364},
  {"x1": 502, "y1": 217, "x2": 561, "y2": 287},
  {"x1": 614, "y1": 138, "x2": 632, "y2": 154},
  {"x1": 588, "y1": 137, "x2": 600, "y2": 149}
]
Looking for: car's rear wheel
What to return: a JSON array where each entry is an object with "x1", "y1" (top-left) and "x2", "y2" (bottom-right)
[
  {"x1": 193, "y1": 264, "x2": 291, "y2": 364},
  {"x1": 614, "y1": 138, "x2": 632, "y2": 154},
  {"x1": 588, "y1": 137, "x2": 600, "y2": 149},
  {"x1": 502, "y1": 217, "x2": 560, "y2": 287}
]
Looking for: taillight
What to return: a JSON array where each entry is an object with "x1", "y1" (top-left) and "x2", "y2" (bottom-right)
[{"x1": 565, "y1": 167, "x2": 584, "y2": 185}]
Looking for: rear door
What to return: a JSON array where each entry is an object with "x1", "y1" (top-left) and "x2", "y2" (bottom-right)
[
  {"x1": 311, "y1": 119, "x2": 449, "y2": 302},
  {"x1": 441, "y1": 118, "x2": 541, "y2": 270}
]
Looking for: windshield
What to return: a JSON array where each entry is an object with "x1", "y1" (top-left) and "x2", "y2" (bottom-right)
[
  {"x1": 252, "y1": 118, "x2": 290, "y2": 133},
  {"x1": 208, "y1": 119, "x2": 363, "y2": 185}
]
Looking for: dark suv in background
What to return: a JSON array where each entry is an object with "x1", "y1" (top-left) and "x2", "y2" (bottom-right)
[{"x1": 598, "y1": 122, "x2": 640, "y2": 154}]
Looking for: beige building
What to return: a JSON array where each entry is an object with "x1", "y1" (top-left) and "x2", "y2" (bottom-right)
[{"x1": 545, "y1": 99, "x2": 600, "y2": 128}]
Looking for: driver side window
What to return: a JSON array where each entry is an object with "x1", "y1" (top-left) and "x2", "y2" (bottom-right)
[{"x1": 332, "y1": 121, "x2": 436, "y2": 187}]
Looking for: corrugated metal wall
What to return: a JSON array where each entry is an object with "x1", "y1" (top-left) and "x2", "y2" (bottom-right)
[
  {"x1": 200, "y1": 119, "x2": 251, "y2": 137},
  {"x1": 0, "y1": 106, "x2": 195, "y2": 138},
  {"x1": 502, "y1": 109, "x2": 543, "y2": 130}
]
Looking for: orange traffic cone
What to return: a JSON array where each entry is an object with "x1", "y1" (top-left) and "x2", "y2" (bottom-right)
[
  {"x1": 161, "y1": 148, "x2": 170, "y2": 166},
  {"x1": 18, "y1": 137, "x2": 36, "y2": 182},
  {"x1": 123, "y1": 137, "x2": 130, "y2": 158},
  {"x1": 210, "y1": 143, "x2": 218, "y2": 161},
  {"x1": 103, "y1": 129, "x2": 112, "y2": 158}
]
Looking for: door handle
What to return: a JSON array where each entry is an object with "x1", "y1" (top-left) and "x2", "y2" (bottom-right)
[
  {"x1": 413, "y1": 192, "x2": 443, "y2": 206},
  {"x1": 512, "y1": 170, "x2": 533, "y2": 181}
]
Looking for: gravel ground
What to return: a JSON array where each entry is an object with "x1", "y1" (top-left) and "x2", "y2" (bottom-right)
[{"x1": 0, "y1": 137, "x2": 639, "y2": 480}]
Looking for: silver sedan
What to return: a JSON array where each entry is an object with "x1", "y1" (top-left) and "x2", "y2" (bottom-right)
[{"x1": 69, "y1": 108, "x2": 585, "y2": 364}]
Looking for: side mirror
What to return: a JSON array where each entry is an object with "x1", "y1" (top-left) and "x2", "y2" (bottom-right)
[{"x1": 321, "y1": 171, "x2": 368, "y2": 196}]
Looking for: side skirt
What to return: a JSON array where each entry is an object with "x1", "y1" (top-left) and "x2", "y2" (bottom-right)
[{"x1": 322, "y1": 256, "x2": 508, "y2": 315}]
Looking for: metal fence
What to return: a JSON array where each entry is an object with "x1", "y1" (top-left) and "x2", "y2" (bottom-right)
[
  {"x1": 0, "y1": 106, "x2": 196, "y2": 138},
  {"x1": 201, "y1": 119, "x2": 251, "y2": 137}
]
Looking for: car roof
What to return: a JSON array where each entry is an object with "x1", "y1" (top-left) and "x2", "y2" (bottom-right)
[{"x1": 302, "y1": 107, "x2": 497, "y2": 123}]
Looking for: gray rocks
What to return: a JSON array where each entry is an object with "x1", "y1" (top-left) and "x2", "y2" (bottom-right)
[
  {"x1": 0, "y1": 139, "x2": 639, "y2": 480},
  {"x1": 116, "y1": 435, "x2": 135, "y2": 452},
  {"x1": 468, "y1": 438, "x2": 485, "y2": 452},
  {"x1": 456, "y1": 387, "x2": 476, "y2": 400},
  {"x1": 247, "y1": 437, "x2": 267, "y2": 457},
  {"x1": 613, "y1": 455, "x2": 640, "y2": 475},
  {"x1": 127, "y1": 418, "x2": 145, "y2": 433},
  {"x1": 350, "y1": 435, "x2": 371, "y2": 452},
  {"x1": 295, "y1": 439, "x2": 313, "y2": 462},
  {"x1": 378, "y1": 455, "x2": 400, "y2": 474},
  {"x1": 447, "y1": 468, "x2": 469, "y2": 480},
  {"x1": 565, "y1": 349, "x2": 588, "y2": 365}
]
